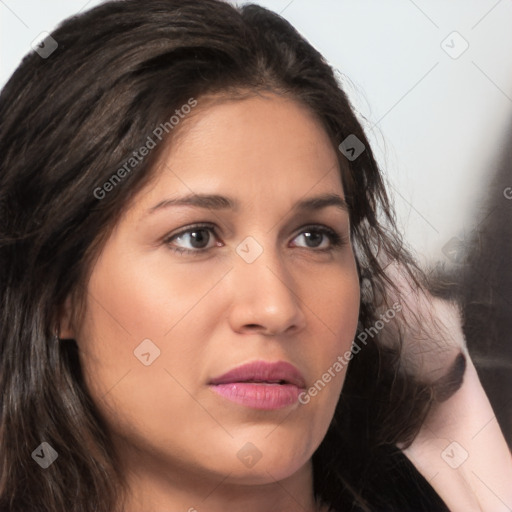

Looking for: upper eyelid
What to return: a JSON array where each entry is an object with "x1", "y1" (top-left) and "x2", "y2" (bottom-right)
[{"x1": 164, "y1": 222, "x2": 217, "y2": 241}]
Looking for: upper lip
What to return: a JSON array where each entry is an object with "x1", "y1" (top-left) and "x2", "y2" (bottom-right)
[{"x1": 209, "y1": 360, "x2": 306, "y2": 388}]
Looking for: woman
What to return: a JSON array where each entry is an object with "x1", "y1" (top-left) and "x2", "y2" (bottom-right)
[{"x1": 0, "y1": 1, "x2": 510, "y2": 511}]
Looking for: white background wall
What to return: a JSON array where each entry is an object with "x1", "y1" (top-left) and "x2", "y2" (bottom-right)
[{"x1": 2, "y1": 0, "x2": 512, "y2": 265}]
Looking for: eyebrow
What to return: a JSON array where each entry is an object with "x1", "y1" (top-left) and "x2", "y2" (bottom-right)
[{"x1": 146, "y1": 192, "x2": 349, "y2": 215}]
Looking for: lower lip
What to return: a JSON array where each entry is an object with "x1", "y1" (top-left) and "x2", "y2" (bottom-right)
[{"x1": 209, "y1": 382, "x2": 303, "y2": 410}]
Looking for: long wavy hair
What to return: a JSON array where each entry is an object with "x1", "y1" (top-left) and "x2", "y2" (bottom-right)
[{"x1": 0, "y1": 1, "x2": 463, "y2": 510}]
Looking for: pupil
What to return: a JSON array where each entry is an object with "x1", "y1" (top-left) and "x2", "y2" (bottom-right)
[{"x1": 305, "y1": 231, "x2": 322, "y2": 247}]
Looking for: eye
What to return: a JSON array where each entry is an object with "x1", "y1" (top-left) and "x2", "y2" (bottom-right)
[
  {"x1": 163, "y1": 223, "x2": 348, "y2": 256},
  {"x1": 291, "y1": 225, "x2": 347, "y2": 251},
  {"x1": 163, "y1": 223, "x2": 220, "y2": 255}
]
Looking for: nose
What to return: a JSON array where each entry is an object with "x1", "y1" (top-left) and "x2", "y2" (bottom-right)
[{"x1": 226, "y1": 245, "x2": 307, "y2": 336}]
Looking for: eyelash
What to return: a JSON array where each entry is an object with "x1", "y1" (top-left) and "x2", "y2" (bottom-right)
[{"x1": 163, "y1": 222, "x2": 348, "y2": 256}]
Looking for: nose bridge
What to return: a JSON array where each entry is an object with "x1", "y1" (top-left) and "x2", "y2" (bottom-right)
[{"x1": 228, "y1": 233, "x2": 306, "y2": 335}]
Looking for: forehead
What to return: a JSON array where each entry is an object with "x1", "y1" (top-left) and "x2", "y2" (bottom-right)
[
  {"x1": 169, "y1": 91, "x2": 338, "y2": 165},
  {"x1": 130, "y1": 92, "x2": 346, "y2": 215}
]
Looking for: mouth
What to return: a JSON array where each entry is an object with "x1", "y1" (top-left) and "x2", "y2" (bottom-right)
[{"x1": 208, "y1": 360, "x2": 306, "y2": 410}]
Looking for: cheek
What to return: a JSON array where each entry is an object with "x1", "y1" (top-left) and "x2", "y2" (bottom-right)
[
  {"x1": 74, "y1": 250, "x2": 233, "y2": 425},
  {"x1": 318, "y1": 271, "x2": 360, "y2": 389},
  {"x1": 296, "y1": 264, "x2": 360, "y2": 415},
  {"x1": 79, "y1": 246, "x2": 234, "y2": 363},
  {"x1": 313, "y1": 264, "x2": 360, "y2": 348},
  {"x1": 86, "y1": 252, "x2": 228, "y2": 337}
]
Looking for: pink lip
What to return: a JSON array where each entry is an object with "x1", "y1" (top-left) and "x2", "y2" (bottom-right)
[{"x1": 208, "y1": 360, "x2": 306, "y2": 410}]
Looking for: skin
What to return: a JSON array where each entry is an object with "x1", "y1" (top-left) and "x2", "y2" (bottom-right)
[
  {"x1": 60, "y1": 92, "x2": 360, "y2": 512},
  {"x1": 383, "y1": 265, "x2": 512, "y2": 511}
]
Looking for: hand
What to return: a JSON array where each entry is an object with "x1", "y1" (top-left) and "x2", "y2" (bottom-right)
[
  {"x1": 378, "y1": 260, "x2": 467, "y2": 385},
  {"x1": 381, "y1": 263, "x2": 512, "y2": 511}
]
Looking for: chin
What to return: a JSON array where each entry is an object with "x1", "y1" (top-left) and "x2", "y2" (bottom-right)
[{"x1": 223, "y1": 455, "x2": 311, "y2": 486}]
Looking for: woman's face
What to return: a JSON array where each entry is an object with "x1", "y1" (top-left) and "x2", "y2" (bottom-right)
[{"x1": 64, "y1": 92, "x2": 360, "y2": 488}]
